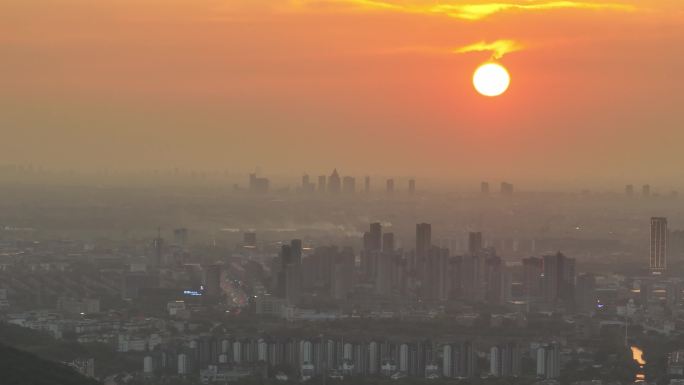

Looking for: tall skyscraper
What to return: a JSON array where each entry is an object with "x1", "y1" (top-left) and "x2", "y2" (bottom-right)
[
  {"x1": 328, "y1": 169, "x2": 341, "y2": 194},
  {"x1": 650, "y1": 217, "x2": 667, "y2": 272},
  {"x1": 152, "y1": 229, "x2": 164, "y2": 266},
  {"x1": 642, "y1": 184, "x2": 651, "y2": 197},
  {"x1": 174, "y1": 228, "x2": 188, "y2": 246},
  {"x1": 249, "y1": 173, "x2": 270, "y2": 193},
  {"x1": 382, "y1": 233, "x2": 395, "y2": 253},
  {"x1": 415, "y1": 223, "x2": 432, "y2": 260},
  {"x1": 331, "y1": 248, "x2": 355, "y2": 300},
  {"x1": 575, "y1": 273, "x2": 597, "y2": 313},
  {"x1": 500, "y1": 182, "x2": 514, "y2": 195},
  {"x1": 318, "y1": 175, "x2": 327, "y2": 192},
  {"x1": 301, "y1": 174, "x2": 315, "y2": 192},
  {"x1": 386, "y1": 179, "x2": 395, "y2": 193},
  {"x1": 369, "y1": 223, "x2": 382, "y2": 252},
  {"x1": 362, "y1": 223, "x2": 382, "y2": 278},
  {"x1": 342, "y1": 176, "x2": 356, "y2": 193},
  {"x1": 490, "y1": 342, "x2": 520, "y2": 377},
  {"x1": 542, "y1": 252, "x2": 576, "y2": 306},
  {"x1": 408, "y1": 179, "x2": 415, "y2": 194},
  {"x1": 364, "y1": 176, "x2": 370, "y2": 193},
  {"x1": 625, "y1": 184, "x2": 634, "y2": 197},
  {"x1": 522, "y1": 257, "x2": 543, "y2": 298},
  {"x1": 468, "y1": 232, "x2": 483, "y2": 255},
  {"x1": 280, "y1": 244, "x2": 293, "y2": 267},
  {"x1": 481, "y1": 182, "x2": 490, "y2": 194},
  {"x1": 375, "y1": 252, "x2": 393, "y2": 296},
  {"x1": 485, "y1": 256, "x2": 509, "y2": 304},
  {"x1": 279, "y1": 239, "x2": 303, "y2": 304},
  {"x1": 290, "y1": 239, "x2": 303, "y2": 265},
  {"x1": 536, "y1": 343, "x2": 560, "y2": 379},
  {"x1": 203, "y1": 265, "x2": 222, "y2": 297}
]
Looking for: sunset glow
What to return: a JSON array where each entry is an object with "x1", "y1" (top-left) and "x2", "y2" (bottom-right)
[
  {"x1": 1, "y1": 0, "x2": 683, "y2": 182},
  {"x1": 3, "y1": 1, "x2": 684, "y2": 383},
  {"x1": 293, "y1": 0, "x2": 637, "y2": 20}
]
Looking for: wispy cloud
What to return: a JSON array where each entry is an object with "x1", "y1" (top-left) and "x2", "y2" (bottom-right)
[
  {"x1": 292, "y1": 0, "x2": 636, "y2": 20},
  {"x1": 430, "y1": 1, "x2": 636, "y2": 20},
  {"x1": 455, "y1": 39, "x2": 524, "y2": 59}
]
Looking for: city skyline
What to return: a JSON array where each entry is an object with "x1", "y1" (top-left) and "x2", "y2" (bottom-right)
[
  {"x1": 3, "y1": 1, "x2": 684, "y2": 384},
  {"x1": 2, "y1": 1, "x2": 683, "y2": 183}
]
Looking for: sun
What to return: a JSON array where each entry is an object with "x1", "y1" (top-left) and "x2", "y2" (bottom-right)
[{"x1": 473, "y1": 62, "x2": 510, "y2": 97}]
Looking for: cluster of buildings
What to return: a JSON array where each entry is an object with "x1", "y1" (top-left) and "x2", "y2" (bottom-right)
[
  {"x1": 139, "y1": 334, "x2": 563, "y2": 382},
  {"x1": 480, "y1": 181, "x2": 515, "y2": 195},
  {"x1": 625, "y1": 184, "x2": 679, "y2": 199},
  {"x1": 4, "y1": 212, "x2": 684, "y2": 384},
  {"x1": 250, "y1": 170, "x2": 417, "y2": 195},
  {"x1": 265, "y1": 223, "x2": 581, "y2": 313}
]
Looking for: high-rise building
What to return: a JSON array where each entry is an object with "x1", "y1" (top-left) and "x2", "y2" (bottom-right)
[
  {"x1": 249, "y1": 173, "x2": 270, "y2": 193},
  {"x1": 500, "y1": 182, "x2": 514, "y2": 195},
  {"x1": 174, "y1": 228, "x2": 188, "y2": 246},
  {"x1": 277, "y1": 240, "x2": 303, "y2": 304},
  {"x1": 536, "y1": 343, "x2": 560, "y2": 379},
  {"x1": 481, "y1": 182, "x2": 490, "y2": 194},
  {"x1": 368, "y1": 223, "x2": 382, "y2": 252},
  {"x1": 650, "y1": 217, "x2": 667, "y2": 272},
  {"x1": 485, "y1": 256, "x2": 509, "y2": 304},
  {"x1": 286, "y1": 240, "x2": 303, "y2": 304},
  {"x1": 285, "y1": 263, "x2": 301, "y2": 305},
  {"x1": 342, "y1": 176, "x2": 356, "y2": 193},
  {"x1": 290, "y1": 239, "x2": 303, "y2": 265},
  {"x1": 542, "y1": 252, "x2": 576, "y2": 306},
  {"x1": 424, "y1": 247, "x2": 449, "y2": 301},
  {"x1": 364, "y1": 176, "x2": 371, "y2": 193},
  {"x1": 416, "y1": 223, "x2": 432, "y2": 260},
  {"x1": 468, "y1": 232, "x2": 483, "y2": 255},
  {"x1": 575, "y1": 273, "x2": 597, "y2": 313},
  {"x1": 203, "y1": 265, "x2": 222, "y2": 297},
  {"x1": 362, "y1": 223, "x2": 382, "y2": 278},
  {"x1": 490, "y1": 342, "x2": 520, "y2": 377},
  {"x1": 458, "y1": 254, "x2": 486, "y2": 300},
  {"x1": 408, "y1": 179, "x2": 416, "y2": 194},
  {"x1": 280, "y1": 244, "x2": 293, "y2": 267},
  {"x1": 375, "y1": 252, "x2": 393, "y2": 296},
  {"x1": 177, "y1": 353, "x2": 188, "y2": 375},
  {"x1": 415, "y1": 223, "x2": 432, "y2": 288},
  {"x1": 318, "y1": 175, "x2": 327, "y2": 192},
  {"x1": 625, "y1": 184, "x2": 634, "y2": 197},
  {"x1": 331, "y1": 248, "x2": 355, "y2": 300},
  {"x1": 152, "y1": 230, "x2": 164, "y2": 266},
  {"x1": 458, "y1": 341, "x2": 478, "y2": 378},
  {"x1": 386, "y1": 179, "x2": 395, "y2": 194},
  {"x1": 328, "y1": 169, "x2": 341, "y2": 194},
  {"x1": 302, "y1": 174, "x2": 315, "y2": 193},
  {"x1": 382, "y1": 233, "x2": 395, "y2": 253},
  {"x1": 522, "y1": 257, "x2": 543, "y2": 298},
  {"x1": 642, "y1": 184, "x2": 651, "y2": 197}
]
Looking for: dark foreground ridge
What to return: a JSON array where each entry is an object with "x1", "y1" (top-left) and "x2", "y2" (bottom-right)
[{"x1": 0, "y1": 343, "x2": 99, "y2": 385}]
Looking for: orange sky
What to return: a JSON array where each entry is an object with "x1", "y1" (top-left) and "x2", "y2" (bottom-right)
[{"x1": 1, "y1": 0, "x2": 683, "y2": 186}]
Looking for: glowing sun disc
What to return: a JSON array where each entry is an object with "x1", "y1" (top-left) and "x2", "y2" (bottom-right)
[{"x1": 473, "y1": 62, "x2": 510, "y2": 97}]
